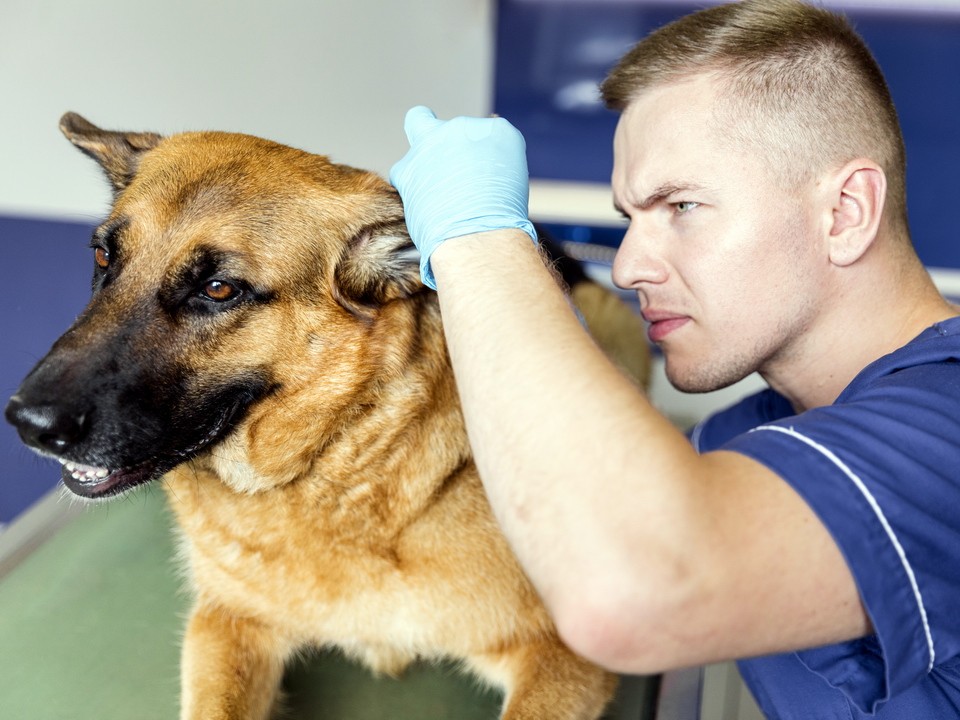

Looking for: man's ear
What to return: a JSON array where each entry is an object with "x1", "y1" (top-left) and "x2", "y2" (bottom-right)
[
  {"x1": 826, "y1": 159, "x2": 887, "y2": 267},
  {"x1": 59, "y1": 112, "x2": 163, "y2": 194},
  {"x1": 333, "y1": 189, "x2": 424, "y2": 318}
]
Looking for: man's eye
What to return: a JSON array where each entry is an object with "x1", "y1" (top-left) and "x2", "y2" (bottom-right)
[
  {"x1": 94, "y1": 246, "x2": 110, "y2": 269},
  {"x1": 201, "y1": 280, "x2": 240, "y2": 302},
  {"x1": 674, "y1": 201, "x2": 700, "y2": 215}
]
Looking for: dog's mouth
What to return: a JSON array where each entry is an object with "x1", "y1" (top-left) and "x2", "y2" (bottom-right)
[
  {"x1": 56, "y1": 400, "x2": 248, "y2": 499},
  {"x1": 59, "y1": 458, "x2": 156, "y2": 499}
]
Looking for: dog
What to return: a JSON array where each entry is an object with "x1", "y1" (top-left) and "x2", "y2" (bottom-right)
[{"x1": 5, "y1": 113, "x2": 650, "y2": 719}]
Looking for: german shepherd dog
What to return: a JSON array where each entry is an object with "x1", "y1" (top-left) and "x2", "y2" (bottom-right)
[{"x1": 6, "y1": 114, "x2": 649, "y2": 719}]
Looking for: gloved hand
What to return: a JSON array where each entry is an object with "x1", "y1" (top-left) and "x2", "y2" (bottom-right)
[{"x1": 389, "y1": 106, "x2": 538, "y2": 289}]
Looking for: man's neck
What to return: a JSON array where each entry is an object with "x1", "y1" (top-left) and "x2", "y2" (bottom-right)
[{"x1": 761, "y1": 266, "x2": 958, "y2": 413}]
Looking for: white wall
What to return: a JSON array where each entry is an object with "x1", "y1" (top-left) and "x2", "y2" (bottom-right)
[
  {"x1": 0, "y1": 0, "x2": 766, "y2": 428},
  {"x1": 0, "y1": 0, "x2": 493, "y2": 221}
]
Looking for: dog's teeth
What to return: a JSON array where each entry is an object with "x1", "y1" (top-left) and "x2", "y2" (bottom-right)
[{"x1": 60, "y1": 459, "x2": 111, "y2": 482}]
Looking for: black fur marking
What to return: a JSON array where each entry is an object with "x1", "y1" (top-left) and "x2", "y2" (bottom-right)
[{"x1": 109, "y1": 371, "x2": 279, "y2": 492}]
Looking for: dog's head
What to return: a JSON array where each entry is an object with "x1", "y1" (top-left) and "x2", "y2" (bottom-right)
[{"x1": 5, "y1": 113, "x2": 425, "y2": 499}]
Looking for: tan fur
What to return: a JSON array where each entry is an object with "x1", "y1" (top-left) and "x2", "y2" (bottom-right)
[
  {"x1": 54, "y1": 114, "x2": 630, "y2": 719},
  {"x1": 571, "y1": 281, "x2": 651, "y2": 389}
]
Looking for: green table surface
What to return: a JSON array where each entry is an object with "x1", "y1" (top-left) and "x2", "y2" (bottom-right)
[{"x1": 0, "y1": 488, "x2": 654, "y2": 719}]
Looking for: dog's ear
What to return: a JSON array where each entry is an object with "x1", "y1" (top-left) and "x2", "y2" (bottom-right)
[
  {"x1": 333, "y1": 190, "x2": 424, "y2": 317},
  {"x1": 59, "y1": 112, "x2": 163, "y2": 193}
]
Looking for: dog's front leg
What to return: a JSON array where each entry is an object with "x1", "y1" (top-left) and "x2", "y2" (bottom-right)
[
  {"x1": 180, "y1": 603, "x2": 292, "y2": 720},
  {"x1": 472, "y1": 638, "x2": 618, "y2": 720}
]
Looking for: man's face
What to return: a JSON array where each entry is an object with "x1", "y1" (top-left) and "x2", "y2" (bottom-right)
[{"x1": 611, "y1": 74, "x2": 825, "y2": 393}]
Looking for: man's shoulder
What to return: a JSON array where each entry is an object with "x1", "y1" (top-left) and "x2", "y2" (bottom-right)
[{"x1": 839, "y1": 315, "x2": 960, "y2": 402}]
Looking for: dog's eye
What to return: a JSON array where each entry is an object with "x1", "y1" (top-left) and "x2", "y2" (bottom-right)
[
  {"x1": 202, "y1": 280, "x2": 240, "y2": 302},
  {"x1": 94, "y1": 247, "x2": 110, "y2": 269}
]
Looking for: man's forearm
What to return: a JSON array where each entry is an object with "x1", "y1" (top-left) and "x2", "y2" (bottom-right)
[{"x1": 430, "y1": 230, "x2": 707, "y2": 620}]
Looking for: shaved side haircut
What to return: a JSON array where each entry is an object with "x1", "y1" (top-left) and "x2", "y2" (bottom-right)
[{"x1": 601, "y1": 0, "x2": 909, "y2": 234}]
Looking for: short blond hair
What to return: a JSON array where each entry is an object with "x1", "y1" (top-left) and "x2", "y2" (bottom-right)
[{"x1": 601, "y1": 0, "x2": 908, "y2": 230}]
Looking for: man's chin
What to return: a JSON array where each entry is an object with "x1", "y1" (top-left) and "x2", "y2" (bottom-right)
[{"x1": 663, "y1": 360, "x2": 751, "y2": 395}]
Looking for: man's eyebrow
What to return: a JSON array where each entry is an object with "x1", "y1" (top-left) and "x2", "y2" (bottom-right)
[
  {"x1": 636, "y1": 182, "x2": 709, "y2": 210},
  {"x1": 614, "y1": 181, "x2": 710, "y2": 215}
]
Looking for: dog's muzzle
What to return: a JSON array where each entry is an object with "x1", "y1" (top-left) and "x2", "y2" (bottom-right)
[{"x1": 6, "y1": 369, "x2": 275, "y2": 499}]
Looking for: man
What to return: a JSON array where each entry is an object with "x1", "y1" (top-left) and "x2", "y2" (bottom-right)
[{"x1": 389, "y1": 0, "x2": 960, "y2": 716}]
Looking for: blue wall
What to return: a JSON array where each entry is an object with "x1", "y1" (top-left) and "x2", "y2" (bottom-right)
[
  {"x1": 1, "y1": 216, "x2": 94, "y2": 523},
  {"x1": 495, "y1": 2, "x2": 960, "y2": 267}
]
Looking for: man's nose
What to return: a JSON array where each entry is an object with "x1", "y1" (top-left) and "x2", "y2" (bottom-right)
[{"x1": 611, "y1": 225, "x2": 669, "y2": 289}]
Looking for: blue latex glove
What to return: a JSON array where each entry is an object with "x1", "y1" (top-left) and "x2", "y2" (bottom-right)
[{"x1": 389, "y1": 106, "x2": 538, "y2": 289}]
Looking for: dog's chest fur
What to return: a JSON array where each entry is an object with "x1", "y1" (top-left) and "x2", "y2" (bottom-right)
[{"x1": 165, "y1": 463, "x2": 548, "y2": 663}]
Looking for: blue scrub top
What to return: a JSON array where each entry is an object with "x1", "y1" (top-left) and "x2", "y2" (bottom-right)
[{"x1": 691, "y1": 317, "x2": 960, "y2": 718}]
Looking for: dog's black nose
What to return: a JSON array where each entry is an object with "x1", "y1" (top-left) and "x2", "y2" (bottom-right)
[{"x1": 4, "y1": 395, "x2": 89, "y2": 455}]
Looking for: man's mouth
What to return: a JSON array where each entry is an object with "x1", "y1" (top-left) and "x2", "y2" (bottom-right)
[{"x1": 642, "y1": 310, "x2": 691, "y2": 343}]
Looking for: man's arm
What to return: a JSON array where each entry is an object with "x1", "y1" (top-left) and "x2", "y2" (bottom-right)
[
  {"x1": 390, "y1": 109, "x2": 869, "y2": 673},
  {"x1": 430, "y1": 230, "x2": 869, "y2": 673}
]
